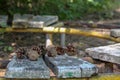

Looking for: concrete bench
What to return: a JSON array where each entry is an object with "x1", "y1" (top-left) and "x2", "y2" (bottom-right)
[
  {"x1": 5, "y1": 56, "x2": 50, "y2": 79},
  {"x1": 45, "y1": 55, "x2": 98, "y2": 78},
  {"x1": 85, "y1": 43, "x2": 120, "y2": 64}
]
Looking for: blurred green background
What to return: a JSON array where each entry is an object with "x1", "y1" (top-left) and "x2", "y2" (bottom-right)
[{"x1": 0, "y1": 0, "x2": 120, "y2": 20}]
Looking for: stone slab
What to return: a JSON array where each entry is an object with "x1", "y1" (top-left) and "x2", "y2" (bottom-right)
[
  {"x1": 45, "y1": 55, "x2": 98, "y2": 78},
  {"x1": 110, "y1": 29, "x2": 120, "y2": 37},
  {"x1": 12, "y1": 14, "x2": 58, "y2": 28},
  {"x1": 0, "y1": 15, "x2": 8, "y2": 27},
  {"x1": 5, "y1": 56, "x2": 50, "y2": 79},
  {"x1": 28, "y1": 15, "x2": 58, "y2": 28},
  {"x1": 85, "y1": 43, "x2": 120, "y2": 64}
]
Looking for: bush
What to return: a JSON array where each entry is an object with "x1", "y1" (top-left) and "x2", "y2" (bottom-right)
[{"x1": 0, "y1": 0, "x2": 119, "y2": 20}]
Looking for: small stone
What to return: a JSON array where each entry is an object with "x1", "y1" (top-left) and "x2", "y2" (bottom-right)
[
  {"x1": 78, "y1": 50, "x2": 87, "y2": 58},
  {"x1": 9, "y1": 52, "x2": 16, "y2": 58},
  {"x1": 104, "y1": 62, "x2": 113, "y2": 73},
  {"x1": 110, "y1": 29, "x2": 120, "y2": 38},
  {"x1": 82, "y1": 57, "x2": 94, "y2": 63},
  {"x1": 0, "y1": 60, "x2": 10, "y2": 69},
  {"x1": 95, "y1": 63, "x2": 105, "y2": 73},
  {"x1": 113, "y1": 64, "x2": 120, "y2": 72},
  {"x1": 11, "y1": 43, "x2": 17, "y2": 46}
]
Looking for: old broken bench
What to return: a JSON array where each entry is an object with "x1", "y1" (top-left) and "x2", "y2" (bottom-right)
[
  {"x1": 0, "y1": 14, "x2": 120, "y2": 79},
  {"x1": 0, "y1": 14, "x2": 98, "y2": 79},
  {"x1": 85, "y1": 43, "x2": 120, "y2": 65}
]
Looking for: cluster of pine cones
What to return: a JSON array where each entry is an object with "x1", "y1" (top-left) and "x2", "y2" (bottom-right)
[
  {"x1": 15, "y1": 44, "x2": 77, "y2": 60},
  {"x1": 47, "y1": 44, "x2": 77, "y2": 57},
  {"x1": 15, "y1": 45, "x2": 46, "y2": 61}
]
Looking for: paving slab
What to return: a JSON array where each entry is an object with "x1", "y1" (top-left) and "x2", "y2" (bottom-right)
[
  {"x1": 45, "y1": 55, "x2": 98, "y2": 78},
  {"x1": 5, "y1": 56, "x2": 50, "y2": 79},
  {"x1": 85, "y1": 43, "x2": 120, "y2": 64},
  {"x1": 110, "y1": 29, "x2": 120, "y2": 37},
  {"x1": 12, "y1": 14, "x2": 58, "y2": 28},
  {"x1": 28, "y1": 15, "x2": 58, "y2": 28}
]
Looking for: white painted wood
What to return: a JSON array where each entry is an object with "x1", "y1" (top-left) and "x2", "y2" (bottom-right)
[{"x1": 46, "y1": 34, "x2": 53, "y2": 48}]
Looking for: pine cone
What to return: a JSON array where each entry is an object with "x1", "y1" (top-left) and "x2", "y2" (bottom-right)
[
  {"x1": 38, "y1": 44, "x2": 46, "y2": 53},
  {"x1": 32, "y1": 46, "x2": 42, "y2": 56},
  {"x1": 46, "y1": 45, "x2": 57, "y2": 57},
  {"x1": 27, "y1": 49, "x2": 40, "y2": 61},
  {"x1": 66, "y1": 44, "x2": 77, "y2": 56},
  {"x1": 16, "y1": 47, "x2": 26, "y2": 59},
  {"x1": 56, "y1": 46, "x2": 65, "y2": 55}
]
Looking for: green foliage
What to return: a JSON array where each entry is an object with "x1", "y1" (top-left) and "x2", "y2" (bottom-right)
[
  {"x1": 3, "y1": 46, "x2": 13, "y2": 52},
  {"x1": 0, "y1": 0, "x2": 119, "y2": 20}
]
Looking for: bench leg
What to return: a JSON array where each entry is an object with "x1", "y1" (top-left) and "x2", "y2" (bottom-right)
[
  {"x1": 61, "y1": 33, "x2": 66, "y2": 47},
  {"x1": 46, "y1": 34, "x2": 53, "y2": 48}
]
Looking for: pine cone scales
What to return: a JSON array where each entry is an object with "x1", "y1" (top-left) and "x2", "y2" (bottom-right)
[
  {"x1": 27, "y1": 49, "x2": 39, "y2": 61},
  {"x1": 66, "y1": 44, "x2": 77, "y2": 56},
  {"x1": 56, "y1": 47, "x2": 65, "y2": 55},
  {"x1": 32, "y1": 46, "x2": 42, "y2": 55},
  {"x1": 16, "y1": 48, "x2": 26, "y2": 59},
  {"x1": 15, "y1": 44, "x2": 77, "y2": 59},
  {"x1": 15, "y1": 45, "x2": 46, "y2": 60},
  {"x1": 46, "y1": 45, "x2": 57, "y2": 57},
  {"x1": 46, "y1": 44, "x2": 78, "y2": 57}
]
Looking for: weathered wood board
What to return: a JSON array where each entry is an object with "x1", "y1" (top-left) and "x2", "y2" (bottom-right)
[
  {"x1": 110, "y1": 29, "x2": 120, "y2": 37},
  {"x1": 12, "y1": 14, "x2": 58, "y2": 28},
  {"x1": 45, "y1": 55, "x2": 98, "y2": 78},
  {"x1": 5, "y1": 56, "x2": 50, "y2": 79},
  {"x1": 85, "y1": 43, "x2": 120, "y2": 64},
  {"x1": 0, "y1": 15, "x2": 8, "y2": 27}
]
